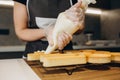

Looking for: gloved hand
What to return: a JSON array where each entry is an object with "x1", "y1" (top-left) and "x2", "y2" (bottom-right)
[
  {"x1": 57, "y1": 31, "x2": 73, "y2": 50},
  {"x1": 44, "y1": 22, "x2": 55, "y2": 46},
  {"x1": 44, "y1": 22, "x2": 72, "y2": 50},
  {"x1": 65, "y1": 1, "x2": 85, "y2": 29},
  {"x1": 45, "y1": 1, "x2": 83, "y2": 49},
  {"x1": 45, "y1": 0, "x2": 96, "y2": 54},
  {"x1": 57, "y1": 1, "x2": 84, "y2": 50}
]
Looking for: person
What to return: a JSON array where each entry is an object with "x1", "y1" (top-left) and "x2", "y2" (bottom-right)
[{"x1": 13, "y1": 0, "x2": 85, "y2": 57}]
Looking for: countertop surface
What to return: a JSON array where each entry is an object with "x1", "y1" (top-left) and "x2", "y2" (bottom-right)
[
  {"x1": 0, "y1": 59, "x2": 41, "y2": 80},
  {"x1": 0, "y1": 59, "x2": 120, "y2": 80},
  {"x1": 27, "y1": 61, "x2": 120, "y2": 80}
]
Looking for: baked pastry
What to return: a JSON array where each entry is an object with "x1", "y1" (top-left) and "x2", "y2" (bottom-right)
[
  {"x1": 27, "y1": 51, "x2": 44, "y2": 61},
  {"x1": 111, "y1": 52, "x2": 120, "y2": 62},
  {"x1": 40, "y1": 53, "x2": 76, "y2": 62},
  {"x1": 41, "y1": 53, "x2": 87, "y2": 67},
  {"x1": 80, "y1": 49, "x2": 96, "y2": 53},
  {"x1": 80, "y1": 49, "x2": 96, "y2": 58},
  {"x1": 64, "y1": 50, "x2": 82, "y2": 54},
  {"x1": 88, "y1": 51, "x2": 111, "y2": 64},
  {"x1": 94, "y1": 51, "x2": 110, "y2": 54}
]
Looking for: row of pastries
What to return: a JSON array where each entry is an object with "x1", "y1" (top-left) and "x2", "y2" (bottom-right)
[{"x1": 27, "y1": 50, "x2": 120, "y2": 67}]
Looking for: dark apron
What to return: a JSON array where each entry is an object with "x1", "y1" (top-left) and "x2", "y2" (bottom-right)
[{"x1": 24, "y1": 0, "x2": 77, "y2": 57}]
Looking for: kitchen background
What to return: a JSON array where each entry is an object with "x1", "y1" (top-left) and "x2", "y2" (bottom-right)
[{"x1": 0, "y1": 0, "x2": 120, "y2": 58}]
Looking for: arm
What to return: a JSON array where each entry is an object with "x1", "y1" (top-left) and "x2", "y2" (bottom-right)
[{"x1": 13, "y1": 2, "x2": 46, "y2": 41}]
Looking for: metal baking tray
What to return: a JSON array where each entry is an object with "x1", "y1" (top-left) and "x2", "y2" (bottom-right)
[{"x1": 28, "y1": 60, "x2": 120, "y2": 75}]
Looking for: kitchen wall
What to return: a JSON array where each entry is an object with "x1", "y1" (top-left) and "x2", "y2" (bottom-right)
[
  {"x1": 72, "y1": 13, "x2": 101, "y2": 46},
  {"x1": 101, "y1": 9, "x2": 120, "y2": 40},
  {"x1": 73, "y1": 0, "x2": 120, "y2": 45},
  {"x1": 100, "y1": 0, "x2": 120, "y2": 40}
]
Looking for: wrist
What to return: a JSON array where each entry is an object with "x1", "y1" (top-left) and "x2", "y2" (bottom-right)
[{"x1": 41, "y1": 29, "x2": 47, "y2": 38}]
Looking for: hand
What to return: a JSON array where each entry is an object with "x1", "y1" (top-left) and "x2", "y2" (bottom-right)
[
  {"x1": 65, "y1": 1, "x2": 85, "y2": 26},
  {"x1": 45, "y1": 27, "x2": 72, "y2": 50},
  {"x1": 57, "y1": 32, "x2": 72, "y2": 50},
  {"x1": 44, "y1": 22, "x2": 55, "y2": 46}
]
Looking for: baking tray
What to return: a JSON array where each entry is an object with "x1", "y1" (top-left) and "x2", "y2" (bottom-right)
[{"x1": 27, "y1": 60, "x2": 120, "y2": 75}]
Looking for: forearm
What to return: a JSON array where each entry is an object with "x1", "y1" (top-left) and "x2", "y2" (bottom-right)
[
  {"x1": 15, "y1": 28, "x2": 46, "y2": 41},
  {"x1": 14, "y1": 2, "x2": 46, "y2": 42}
]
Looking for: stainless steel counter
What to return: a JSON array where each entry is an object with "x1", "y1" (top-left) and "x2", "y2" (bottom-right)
[
  {"x1": 0, "y1": 45, "x2": 25, "y2": 52},
  {"x1": 0, "y1": 44, "x2": 120, "y2": 52},
  {"x1": 73, "y1": 45, "x2": 120, "y2": 50}
]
